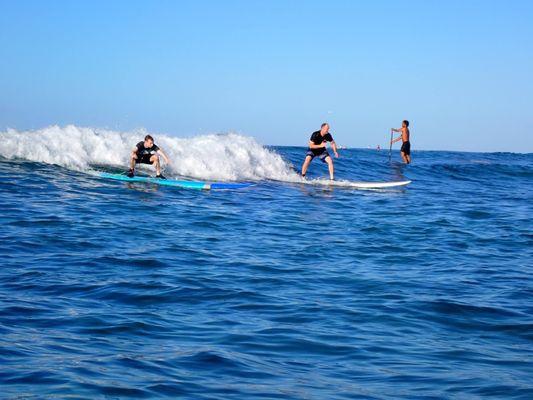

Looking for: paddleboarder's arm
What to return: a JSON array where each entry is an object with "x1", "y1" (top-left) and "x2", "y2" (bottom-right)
[{"x1": 391, "y1": 136, "x2": 403, "y2": 144}]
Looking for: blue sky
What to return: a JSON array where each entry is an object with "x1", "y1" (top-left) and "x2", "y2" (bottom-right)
[{"x1": 1, "y1": 0, "x2": 532, "y2": 152}]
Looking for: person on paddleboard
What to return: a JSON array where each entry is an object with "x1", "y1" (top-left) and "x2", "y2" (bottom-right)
[
  {"x1": 301, "y1": 123, "x2": 339, "y2": 180},
  {"x1": 127, "y1": 135, "x2": 170, "y2": 179},
  {"x1": 391, "y1": 120, "x2": 411, "y2": 164}
]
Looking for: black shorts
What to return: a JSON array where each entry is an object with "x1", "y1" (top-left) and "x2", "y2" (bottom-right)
[
  {"x1": 401, "y1": 141, "x2": 411, "y2": 155},
  {"x1": 306, "y1": 149, "x2": 331, "y2": 163},
  {"x1": 136, "y1": 154, "x2": 154, "y2": 165}
]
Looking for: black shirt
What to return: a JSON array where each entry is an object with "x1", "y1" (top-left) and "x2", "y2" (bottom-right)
[
  {"x1": 136, "y1": 141, "x2": 160, "y2": 157},
  {"x1": 308, "y1": 131, "x2": 334, "y2": 155}
]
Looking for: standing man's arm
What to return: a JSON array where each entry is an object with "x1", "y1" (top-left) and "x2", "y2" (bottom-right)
[
  {"x1": 308, "y1": 140, "x2": 327, "y2": 149},
  {"x1": 330, "y1": 141, "x2": 339, "y2": 158}
]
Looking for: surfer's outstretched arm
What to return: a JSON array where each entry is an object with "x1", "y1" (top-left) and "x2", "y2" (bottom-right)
[
  {"x1": 157, "y1": 149, "x2": 171, "y2": 165},
  {"x1": 330, "y1": 141, "x2": 339, "y2": 158}
]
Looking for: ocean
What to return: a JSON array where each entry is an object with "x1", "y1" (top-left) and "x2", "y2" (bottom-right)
[{"x1": 0, "y1": 126, "x2": 531, "y2": 399}]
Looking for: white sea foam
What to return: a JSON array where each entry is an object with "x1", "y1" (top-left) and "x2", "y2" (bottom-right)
[{"x1": 0, "y1": 125, "x2": 300, "y2": 181}]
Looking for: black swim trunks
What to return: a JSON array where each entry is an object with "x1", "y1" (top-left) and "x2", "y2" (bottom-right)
[
  {"x1": 305, "y1": 149, "x2": 331, "y2": 163},
  {"x1": 401, "y1": 141, "x2": 411, "y2": 155},
  {"x1": 135, "y1": 141, "x2": 160, "y2": 164},
  {"x1": 136, "y1": 154, "x2": 154, "y2": 165}
]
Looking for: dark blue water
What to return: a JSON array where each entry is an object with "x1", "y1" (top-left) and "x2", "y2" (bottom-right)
[{"x1": 1, "y1": 148, "x2": 532, "y2": 399}]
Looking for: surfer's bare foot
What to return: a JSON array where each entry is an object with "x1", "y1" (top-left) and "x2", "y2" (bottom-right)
[
  {"x1": 156, "y1": 174, "x2": 166, "y2": 180},
  {"x1": 127, "y1": 169, "x2": 134, "y2": 178}
]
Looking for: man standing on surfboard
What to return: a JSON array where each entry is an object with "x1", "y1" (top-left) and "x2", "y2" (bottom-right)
[
  {"x1": 391, "y1": 120, "x2": 411, "y2": 164},
  {"x1": 127, "y1": 135, "x2": 170, "y2": 179},
  {"x1": 301, "y1": 123, "x2": 339, "y2": 180}
]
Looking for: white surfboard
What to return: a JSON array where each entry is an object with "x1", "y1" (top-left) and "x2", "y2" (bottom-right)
[{"x1": 304, "y1": 179, "x2": 412, "y2": 189}]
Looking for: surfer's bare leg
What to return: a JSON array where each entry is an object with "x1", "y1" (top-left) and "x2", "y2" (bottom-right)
[
  {"x1": 151, "y1": 155, "x2": 161, "y2": 175},
  {"x1": 401, "y1": 151, "x2": 409, "y2": 164},
  {"x1": 325, "y1": 156, "x2": 334, "y2": 180},
  {"x1": 301, "y1": 155, "x2": 312, "y2": 177}
]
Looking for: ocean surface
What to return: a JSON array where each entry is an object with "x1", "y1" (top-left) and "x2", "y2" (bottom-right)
[{"x1": 0, "y1": 126, "x2": 532, "y2": 399}]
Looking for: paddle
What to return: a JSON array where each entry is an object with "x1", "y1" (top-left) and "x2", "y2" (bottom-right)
[{"x1": 388, "y1": 129, "x2": 393, "y2": 161}]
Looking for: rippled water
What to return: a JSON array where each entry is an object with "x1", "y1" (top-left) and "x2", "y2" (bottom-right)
[{"x1": 1, "y1": 147, "x2": 532, "y2": 399}]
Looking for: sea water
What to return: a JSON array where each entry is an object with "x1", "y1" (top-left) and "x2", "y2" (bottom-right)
[{"x1": 0, "y1": 126, "x2": 531, "y2": 399}]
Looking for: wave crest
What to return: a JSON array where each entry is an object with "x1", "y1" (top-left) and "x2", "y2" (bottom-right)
[{"x1": 0, "y1": 125, "x2": 297, "y2": 181}]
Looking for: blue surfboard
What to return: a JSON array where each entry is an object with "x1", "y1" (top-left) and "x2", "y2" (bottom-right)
[{"x1": 99, "y1": 172, "x2": 253, "y2": 190}]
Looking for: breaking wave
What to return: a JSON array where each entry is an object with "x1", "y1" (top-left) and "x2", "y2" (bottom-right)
[{"x1": 0, "y1": 125, "x2": 298, "y2": 181}]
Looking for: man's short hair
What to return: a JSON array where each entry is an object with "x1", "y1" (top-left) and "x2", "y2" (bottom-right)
[
  {"x1": 321, "y1": 123, "x2": 329, "y2": 128},
  {"x1": 144, "y1": 135, "x2": 154, "y2": 141},
  {"x1": 403, "y1": 120, "x2": 409, "y2": 127}
]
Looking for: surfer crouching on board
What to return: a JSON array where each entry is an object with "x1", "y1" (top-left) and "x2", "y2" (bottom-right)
[
  {"x1": 127, "y1": 135, "x2": 170, "y2": 179},
  {"x1": 391, "y1": 120, "x2": 411, "y2": 164},
  {"x1": 301, "y1": 123, "x2": 339, "y2": 180}
]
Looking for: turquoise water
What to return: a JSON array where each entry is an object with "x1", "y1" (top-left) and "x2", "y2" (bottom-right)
[{"x1": 0, "y1": 144, "x2": 532, "y2": 399}]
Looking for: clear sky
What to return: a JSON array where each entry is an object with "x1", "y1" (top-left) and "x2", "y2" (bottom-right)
[{"x1": 1, "y1": 0, "x2": 532, "y2": 152}]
